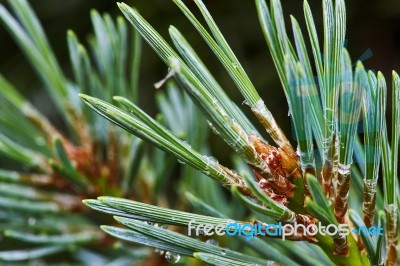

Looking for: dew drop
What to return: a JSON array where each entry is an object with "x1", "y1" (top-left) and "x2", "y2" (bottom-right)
[
  {"x1": 220, "y1": 250, "x2": 227, "y2": 256},
  {"x1": 155, "y1": 248, "x2": 165, "y2": 255},
  {"x1": 177, "y1": 159, "x2": 186, "y2": 165},
  {"x1": 182, "y1": 141, "x2": 191, "y2": 149},
  {"x1": 165, "y1": 251, "x2": 180, "y2": 263},
  {"x1": 205, "y1": 238, "x2": 219, "y2": 246},
  {"x1": 28, "y1": 217, "x2": 36, "y2": 226},
  {"x1": 205, "y1": 156, "x2": 219, "y2": 164},
  {"x1": 208, "y1": 121, "x2": 220, "y2": 135}
]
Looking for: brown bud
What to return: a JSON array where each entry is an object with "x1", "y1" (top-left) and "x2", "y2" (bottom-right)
[{"x1": 249, "y1": 135, "x2": 299, "y2": 178}]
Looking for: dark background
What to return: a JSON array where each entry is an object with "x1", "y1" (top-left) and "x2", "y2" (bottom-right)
[{"x1": 1, "y1": 0, "x2": 400, "y2": 163}]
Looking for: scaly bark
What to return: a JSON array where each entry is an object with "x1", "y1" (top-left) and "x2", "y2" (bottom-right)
[
  {"x1": 333, "y1": 164, "x2": 351, "y2": 255},
  {"x1": 362, "y1": 178, "x2": 378, "y2": 228},
  {"x1": 334, "y1": 165, "x2": 351, "y2": 223},
  {"x1": 385, "y1": 204, "x2": 398, "y2": 266}
]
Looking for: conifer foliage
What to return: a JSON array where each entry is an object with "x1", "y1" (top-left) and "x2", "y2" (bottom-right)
[{"x1": 0, "y1": 0, "x2": 398, "y2": 265}]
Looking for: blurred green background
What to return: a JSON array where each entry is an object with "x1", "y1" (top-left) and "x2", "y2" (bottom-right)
[{"x1": 1, "y1": 0, "x2": 400, "y2": 164}]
